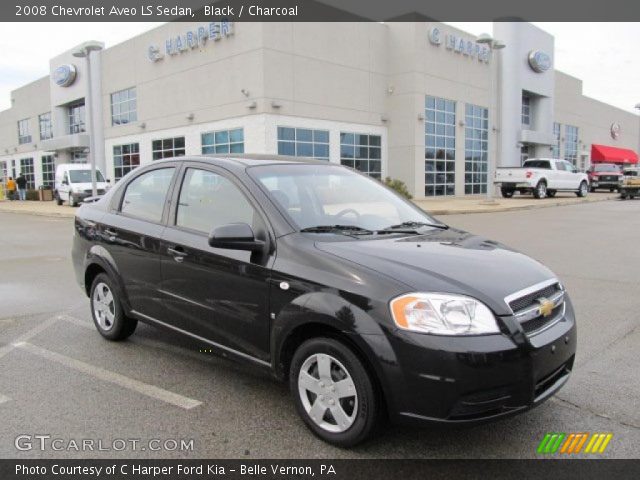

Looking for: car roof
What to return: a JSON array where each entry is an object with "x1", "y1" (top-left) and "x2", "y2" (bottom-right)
[{"x1": 152, "y1": 154, "x2": 333, "y2": 168}]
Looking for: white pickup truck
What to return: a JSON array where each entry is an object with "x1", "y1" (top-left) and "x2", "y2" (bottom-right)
[{"x1": 494, "y1": 158, "x2": 589, "y2": 199}]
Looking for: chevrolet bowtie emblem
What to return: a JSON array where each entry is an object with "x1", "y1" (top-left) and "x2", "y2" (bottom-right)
[{"x1": 538, "y1": 298, "x2": 554, "y2": 317}]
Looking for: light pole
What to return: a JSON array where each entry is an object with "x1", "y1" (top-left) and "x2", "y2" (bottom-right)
[
  {"x1": 476, "y1": 33, "x2": 506, "y2": 204},
  {"x1": 73, "y1": 41, "x2": 103, "y2": 197}
]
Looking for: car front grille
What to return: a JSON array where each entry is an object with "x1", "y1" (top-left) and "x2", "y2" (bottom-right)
[
  {"x1": 599, "y1": 175, "x2": 617, "y2": 182},
  {"x1": 506, "y1": 281, "x2": 565, "y2": 336}
]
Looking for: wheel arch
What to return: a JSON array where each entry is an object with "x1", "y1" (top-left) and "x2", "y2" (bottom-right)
[{"x1": 83, "y1": 249, "x2": 132, "y2": 314}]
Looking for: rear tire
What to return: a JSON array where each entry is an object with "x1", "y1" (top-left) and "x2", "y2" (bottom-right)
[
  {"x1": 576, "y1": 181, "x2": 588, "y2": 198},
  {"x1": 90, "y1": 273, "x2": 137, "y2": 341},
  {"x1": 500, "y1": 188, "x2": 514, "y2": 198},
  {"x1": 290, "y1": 337, "x2": 380, "y2": 447},
  {"x1": 533, "y1": 181, "x2": 547, "y2": 199},
  {"x1": 620, "y1": 194, "x2": 627, "y2": 200},
  {"x1": 69, "y1": 197, "x2": 77, "y2": 207},
  {"x1": 547, "y1": 190, "x2": 557, "y2": 198}
]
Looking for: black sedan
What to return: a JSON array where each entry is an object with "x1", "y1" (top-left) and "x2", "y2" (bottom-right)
[{"x1": 72, "y1": 155, "x2": 576, "y2": 446}]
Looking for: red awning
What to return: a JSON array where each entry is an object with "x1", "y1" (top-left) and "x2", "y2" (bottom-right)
[{"x1": 591, "y1": 144, "x2": 638, "y2": 165}]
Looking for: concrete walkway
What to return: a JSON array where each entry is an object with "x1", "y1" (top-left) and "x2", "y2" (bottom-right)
[{"x1": 0, "y1": 191, "x2": 619, "y2": 219}]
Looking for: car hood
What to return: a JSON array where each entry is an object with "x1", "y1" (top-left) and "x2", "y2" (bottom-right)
[
  {"x1": 70, "y1": 181, "x2": 109, "y2": 189},
  {"x1": 314, "y1": 228, "x2": 557, "y2": 316}
]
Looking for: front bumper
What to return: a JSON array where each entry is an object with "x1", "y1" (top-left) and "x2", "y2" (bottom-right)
[
  {"x1": 590, "y1": 180, "x2": 619, "y2": 189},
  {"x1": 382, "y1": 297, "x2": 577, "y2": 425}
]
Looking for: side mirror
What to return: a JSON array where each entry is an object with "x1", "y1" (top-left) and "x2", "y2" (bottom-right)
[
  {"x1": 208, "y1": 223, "x2": 265, "y2": 252},
  {"x1": 106, "y1": 179, "x2": 111, "y2": 183},
  {"x1": 62, "y1": 180, "x2": 68, "y2": 185}
]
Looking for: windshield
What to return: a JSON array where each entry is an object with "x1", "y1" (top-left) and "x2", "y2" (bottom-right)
[
  {"x1": 69, "y1": 169, "x2": 105, "y2": 183},
  {"x1": 249, "y1": 164, "x2": 440, "y2": 231},
  {"x1": 594, "y1": 164, "x2": 619, "y2": 172}
]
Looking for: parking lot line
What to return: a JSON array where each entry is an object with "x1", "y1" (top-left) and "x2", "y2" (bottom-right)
[
  {"x1": 0, "y1": 316, "x2": 60, "y2": 361},
  {"x1": 14, "y1": 342, "x2": 202, "y2": 410}
]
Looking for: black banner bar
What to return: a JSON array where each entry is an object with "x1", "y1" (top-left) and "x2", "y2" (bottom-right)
[
  {"x1": 1, "y1": 459, "x2": 640, "y2": 480},
  {"x1": 4, "y1": 0, "x2": 640, "y2": 22}
]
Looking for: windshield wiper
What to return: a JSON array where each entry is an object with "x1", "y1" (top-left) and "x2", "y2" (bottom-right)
[
  {"x1": 299, "y1": 225, "x2": 375, "y2": 235},
  {"x1": 378, "y1": 221, "x2": 449, "y2": 233}
]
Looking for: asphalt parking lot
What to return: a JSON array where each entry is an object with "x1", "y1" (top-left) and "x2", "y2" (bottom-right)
[{"x1": 0, "y1": 199, "x2": 639, "y2": 459}]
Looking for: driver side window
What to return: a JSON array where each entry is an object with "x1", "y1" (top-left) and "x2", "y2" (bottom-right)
[{"x1": 176, "y1": 168, "x2": 255, "y2": 234}]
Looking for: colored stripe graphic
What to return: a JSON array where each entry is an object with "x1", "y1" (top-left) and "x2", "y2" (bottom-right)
[
  {"x1": 537, "y1": 433, "x2": 565, "y2": 453},
  {"x1": 538, "y1": 432, "x2": 613, "y2": 455}
]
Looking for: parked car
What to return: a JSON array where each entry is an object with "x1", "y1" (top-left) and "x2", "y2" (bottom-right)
[
  {"x1": 72, "y1": 155, "x2": 576, "y2": 446},
  {"x1": 619, "y1": 168, "x2": 640, "y2": 200},
  {"x1": 586, "y1": 163, "x2": 623, "y2": 192},
  {"x1": 495, "y1": 158, "x2": 589, "y2": 199},
  {"x1": 55, "y1": 163, "x2": 110, "y2": 207}
]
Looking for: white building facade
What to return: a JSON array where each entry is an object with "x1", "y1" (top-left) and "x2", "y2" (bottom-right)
[{"x1": 1, "y1": 21, "x2": 638, "y2": 198}]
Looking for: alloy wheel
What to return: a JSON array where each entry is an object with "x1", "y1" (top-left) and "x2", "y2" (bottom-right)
[
  {"x1": 298, "y1": 353, "x2": 358, "y2": 433},
  {"x1": 92, "y1": 282, "x2": 116, "y2": 331}
]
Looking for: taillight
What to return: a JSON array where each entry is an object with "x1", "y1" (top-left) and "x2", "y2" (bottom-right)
[{"x1": 525, "y1": 171, "x2": 533, "y2": 179}]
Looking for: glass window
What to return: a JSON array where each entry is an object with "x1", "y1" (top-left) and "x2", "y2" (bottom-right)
[
  {"x1": 277, "y1": 127, "x2": 330, "y2": 160},
  {"x1": 201, "y1": 128, "x2": 244, "y2": 154},
  {"x1": 152, "y1": 137, "x2": 186, "y2": 160},
  {"x1": 176, "y1": 168, "x2": 255, "y2": 234},
  {"x1": 339, "y1": 132, "x2": 382, "y2": 179},
  {"x1": 520, "y1": 145, "x2": 531, "y2": 165},
  {"x1": 111, "y1": 87, "x2": 137, "y2": 126},
  {"x1": 18, "y1": 119, "x2": 31, "y2": 145},
  {"x1": 552, "y1": 122, "x2": 561, "y2": 158},
  {"x1": 425, "y1": 96, "x2": 456, "y2": 196},
  {"x1": 68, "y1": 101, "x2": 86, "y2": 134},
  {"x1": 564, "y1": 125, "x2": 579, "y2": 166},
  {"x1": 113, "y1": 143, "x2": 140, "y2": 181},
  {"x1": 521, "y1": 93, "x2": 531, "y2": 126},
  {"x1": 39, "y1": 112, "x2": 53, "y2": 140},
  {"x1": 41, "y1": 155, "x2": 55, "y2": 188},
  {"x1": 121, "y1": 168, "x2": 175, "y2": 222},
  {"x1": 464, "y1": 103, "x2": 489, "y2": 195},
  {"x1": 19, "y1": 158, "x2": 35, "y2": 189}
]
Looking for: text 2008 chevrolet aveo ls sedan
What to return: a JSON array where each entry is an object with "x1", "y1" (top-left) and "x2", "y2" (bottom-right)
[{"x1": 72, "y1": 155, "x2": 576, "y2": 447}]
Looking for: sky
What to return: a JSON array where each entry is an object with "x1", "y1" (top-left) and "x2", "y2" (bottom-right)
[{"x1": 0, "y1": 22, "x2": 638, "y2": 114}]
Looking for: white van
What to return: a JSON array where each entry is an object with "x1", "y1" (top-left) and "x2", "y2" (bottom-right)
[{"x1": 54, "y1": 164, "x2": 110, "y2": 206}]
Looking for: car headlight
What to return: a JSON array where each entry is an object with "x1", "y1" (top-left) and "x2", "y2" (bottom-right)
[{"x1": 390, "y1": 293, "x2": 499, "y2": 335}]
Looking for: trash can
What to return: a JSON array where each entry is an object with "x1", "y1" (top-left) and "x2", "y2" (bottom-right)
[{"x1": 38, "y1": 186, "x2": 53, "y2": 201}]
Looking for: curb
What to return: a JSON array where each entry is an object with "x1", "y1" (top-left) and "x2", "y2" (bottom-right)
[
  {"x1": 419, "y1": 194, "x2": 619, "y2": 216},
  {"x1": 0, "y1": 194, "x2": 620, "y2": 219}
]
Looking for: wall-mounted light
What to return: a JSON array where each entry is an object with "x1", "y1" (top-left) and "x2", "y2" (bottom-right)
[
  {"x1": 241, "y1": 89, "x2": 250, "y2": 97},
  {"x1": 271, "y1": 101, "x2": 282, "y2": 109},
  {"x1": 186, "y1": 113, "x2": 195, "y2": 121},
  {"x1": 380, "y1": 115, "x2": 389, "y2": 123},
  {"x1": 139, "y1": 122, "x2": 146, "y2": 129},
  {"x1": 417, "y1": 113, "x2": 425, "y2": 121},
  {"x1": 247, "y1": 101, "x2": 257, "y2": 109},
  {"x1": 458, "y1": 120, "x2": 466, "y2": 127}
]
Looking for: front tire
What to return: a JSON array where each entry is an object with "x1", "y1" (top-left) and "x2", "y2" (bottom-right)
[
  {"x1": 54, "y1": 191, "x2": 63, "y2": 206},
  {"x1": 576, "y1": 181, "x2": 588, "y2": 198},
  {"x1": 90, "y1": 273, "x2": 137, "y2": 341},
  {"x1": 533, "y1": 181, "x2": 547, "y2": 199},
  {"x1": 290, "y1": 337, "x2": 380, "y2": 447}
]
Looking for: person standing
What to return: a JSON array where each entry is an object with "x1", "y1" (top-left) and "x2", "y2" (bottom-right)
[
  {"x1": 16, "y1": 174, "x2": 27, "y2": 201},
  {"x1": 6, "y1": 176, "x2": 16, "y2": 201}
]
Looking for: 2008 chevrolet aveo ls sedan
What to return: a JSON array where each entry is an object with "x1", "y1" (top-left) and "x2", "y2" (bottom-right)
[{"x1": 72, "y1": 155, "x2": 576, "y2": 447}]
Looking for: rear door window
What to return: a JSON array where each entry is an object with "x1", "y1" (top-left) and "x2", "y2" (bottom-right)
[{"x1": 121, "y1": 167, "x2": 175, "y2": 223}]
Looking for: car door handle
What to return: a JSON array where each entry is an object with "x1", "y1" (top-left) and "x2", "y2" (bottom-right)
[
  {"x1": 104, "y1": 229, "x2": 118, "y2": 241},
  {"x1": 167, "y1": 246, "x2": 188, "y2": 262}
]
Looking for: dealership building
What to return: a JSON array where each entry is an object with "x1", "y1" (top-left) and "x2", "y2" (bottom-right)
[{"x1": 1, "y1": 21, "x2": 638, "y2": 198}]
